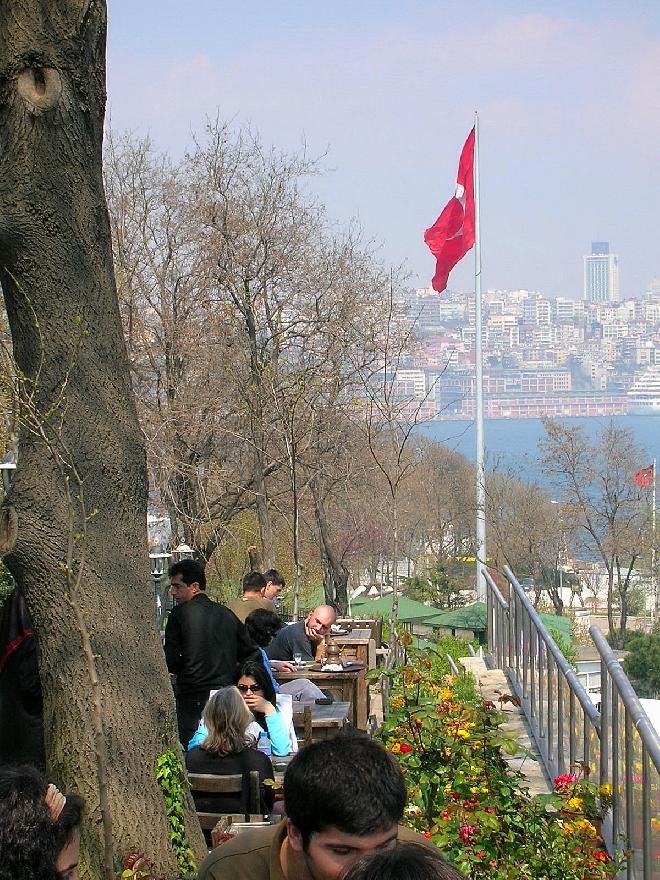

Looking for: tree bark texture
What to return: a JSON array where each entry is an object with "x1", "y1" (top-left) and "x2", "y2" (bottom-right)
[
  {"x1": 312, "y1": 484, "x2": 349, "y2": 615},
  {"x1": 0, "y1": 2, "x2": 204, "y2": 876}
]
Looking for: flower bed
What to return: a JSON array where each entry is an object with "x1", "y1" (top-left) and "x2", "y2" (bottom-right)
[{"x1": 377, "y1": 644, "x2": 621, "y2": 879}]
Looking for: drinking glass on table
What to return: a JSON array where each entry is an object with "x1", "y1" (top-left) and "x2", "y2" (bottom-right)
[{"x1": 293, "y1": 652, "x2": 303, "y2": 666}]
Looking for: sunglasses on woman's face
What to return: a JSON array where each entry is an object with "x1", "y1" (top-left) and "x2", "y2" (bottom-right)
[{"x1": 237, "y1": 684, "x2": 262, "y2": 693}]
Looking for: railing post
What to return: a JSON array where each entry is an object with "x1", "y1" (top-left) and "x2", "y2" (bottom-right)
[
  {"x1": 557, "y1": 673, "x2": 565, "y2": 775},
  {"x1": 569, "y1": 688, "x2": 576, "y2": 766},
  {"x1": 641, "y1": 746, "x2": 651, "y2": 880},
  {"x1": 624, "y1": 712, "x2": 633, "y2": 880},
  {"x1": 600, "y1": 653, "x2": 609, "y2": 786}
]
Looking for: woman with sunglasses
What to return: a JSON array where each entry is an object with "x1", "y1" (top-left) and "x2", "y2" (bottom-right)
[{"x1": 188, "y1": 659, "x2": 292, "y2": 756}]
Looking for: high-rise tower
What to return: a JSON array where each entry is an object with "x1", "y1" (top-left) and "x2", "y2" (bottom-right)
[{"x1": 583, "y1": 241, "x2": 620, "y2": 302}]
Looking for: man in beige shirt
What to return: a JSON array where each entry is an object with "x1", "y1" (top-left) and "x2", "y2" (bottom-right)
[
  {"x1": 228, "y1": 571, "x2": 276, "y2": 623},
  {"x1": 197, "y1": 736, "x2": 432, "y2": 880}
]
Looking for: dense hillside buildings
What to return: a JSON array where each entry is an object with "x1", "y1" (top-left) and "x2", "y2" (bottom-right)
[{"x1": 393, "y1": 283, "x2": 660, "y2": 420}]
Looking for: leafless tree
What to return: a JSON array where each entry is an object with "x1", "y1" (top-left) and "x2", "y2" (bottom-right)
[{"x1": 540, "y1": 419, "x2": 651, "y2": 645}]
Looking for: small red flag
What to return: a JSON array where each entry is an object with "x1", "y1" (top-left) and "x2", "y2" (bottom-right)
[
  {"x1": 424, "y1": 127, "x2": 475, "y2": 293},
  {"x1": 634, "y1": 464, "x2": 654, "y2": 488}
]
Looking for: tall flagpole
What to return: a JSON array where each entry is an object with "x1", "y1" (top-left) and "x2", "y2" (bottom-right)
[
  {"x1": 474, "y1": 111, "x2": 486, "y2": 601},
  {"x1": 653, "y1": 458, "x2": 657, "y2": 622}
]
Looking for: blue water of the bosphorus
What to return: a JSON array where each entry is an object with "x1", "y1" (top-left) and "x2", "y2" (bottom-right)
[{"x1": 417, "y1": 415, "x2": 660, "y2": 487}]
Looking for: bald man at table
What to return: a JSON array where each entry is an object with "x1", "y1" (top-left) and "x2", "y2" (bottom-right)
[{"x1": 266, "y1": 605, "x2": 336, "y2": 664}]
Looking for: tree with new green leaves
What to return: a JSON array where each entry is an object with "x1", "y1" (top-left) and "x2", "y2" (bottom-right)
[
  {"x1": 623, "y1": 632, "x2": 660, "y2": 698},
  {"x1": 401, "y1": 562, "x2": 468, "y2": 609}
]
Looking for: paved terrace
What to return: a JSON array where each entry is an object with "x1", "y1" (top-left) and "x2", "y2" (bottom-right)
[{"x1": 460, "y1": 655, "x2": 552, "y2": 796}]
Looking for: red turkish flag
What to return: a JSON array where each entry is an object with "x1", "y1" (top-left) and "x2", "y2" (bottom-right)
[
  {"x1": 634, "y1": 464, "x2": 654, "y2": 488},
  {"x1": 424, "y1": 127, "x2": 475, "y2": 293}
]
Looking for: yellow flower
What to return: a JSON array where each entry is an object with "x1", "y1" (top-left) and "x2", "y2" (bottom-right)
[
  {"x1": 390, "y1": 743, "x2": 401, "y2": 754},
  {"x1": 440, "y1": 689, "x2": 453, "y2": 701},
  {"x1": 566, "y1": 797, "x2": 583, "y2": 812},
  {"x1": 455, "y1": 729, "x2": 470, "y2": 739},
  {"x1": 650, "y1": 817, "x2": 660, "y2": 831},
  {"x1": 575, "y1": 819, "x2": 597, "y2": 837},
  {"x1": 599, "y1": 783, "x2": 612, "y2": 797}
]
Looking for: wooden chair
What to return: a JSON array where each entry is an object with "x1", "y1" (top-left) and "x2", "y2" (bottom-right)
[
  {"x1": 292, "y1": 704, "x2": 313, "y2": 747},
  {"x1": 188, "y1": 771, "x2": 262, "y2": 832}
]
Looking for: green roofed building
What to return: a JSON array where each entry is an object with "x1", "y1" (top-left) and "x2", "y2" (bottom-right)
[
  {"x1": 351, "y1": 593, "x2": 442, "y2": 623},
  {"x1": 422, "y1": 602, "x2": 572, "y2": 640}
]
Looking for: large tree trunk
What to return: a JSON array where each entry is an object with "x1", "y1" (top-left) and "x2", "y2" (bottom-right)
[{"x1": 0, "y1": 3, "x2": 205, "y2": 877}]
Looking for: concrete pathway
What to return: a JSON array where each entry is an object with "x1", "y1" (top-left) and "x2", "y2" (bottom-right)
[{"x1": 460, "y1": 656, "x2": 552, "y2": 796}]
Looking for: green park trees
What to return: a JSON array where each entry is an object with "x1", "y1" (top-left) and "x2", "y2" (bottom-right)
[{"x1": 623, "y1": 630, "x2": 660, "y2": 698}]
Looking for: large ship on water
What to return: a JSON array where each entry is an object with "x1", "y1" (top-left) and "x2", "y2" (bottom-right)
[{"x1": 627, "y1": 367, "x2": 660, "y2": 414}]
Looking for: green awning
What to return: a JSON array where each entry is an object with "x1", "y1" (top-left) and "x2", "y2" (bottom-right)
[
  {"x1": 350, "y1": 594, "x2": 442, "y2": 623},
  {"x1": 422, "y1": 602, "x2": 572, "y2": 638}
]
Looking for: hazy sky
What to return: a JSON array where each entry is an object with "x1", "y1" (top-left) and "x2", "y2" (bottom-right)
[{"x1": 107, "y1": 1, "x2": 660, "y2": 299}]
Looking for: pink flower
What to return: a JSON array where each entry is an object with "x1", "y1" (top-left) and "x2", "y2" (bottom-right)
[
  {"x1": 553, "y1": 773, "x2": 577, "y2": 790},
  {"x1": 459, "y1": 822, "x2": 476, "y2": 842},
  {"x1": 485, "y1": 807, "x2": 495, "y2": 814}
]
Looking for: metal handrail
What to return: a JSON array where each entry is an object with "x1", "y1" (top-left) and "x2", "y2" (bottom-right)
[
  {"x1": 447, "y1": 654, "x2": 460, "y2": 676},
  {"x1": 503, "y1": 566, "x2": 601, "y2": 734},
  {"x1": 590, "y1": 626, "x2": 660, "y2": 879},
  {"x1": 485, "y1": 565, "x2": 660, "y2": 878}
]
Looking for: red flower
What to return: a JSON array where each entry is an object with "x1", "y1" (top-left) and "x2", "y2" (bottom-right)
[
  {"x1": 553, "y1": 773, "x2": 577, "y2": 790},
  {"x1": 485, "y1": 806, "x2": 494, "y2": 814},
  {"x1": 477, "y1": 851, "x2": 486, "y2": 858},
  {"x1": 399, "y1": 743, "x2": 413, "y2": 754},
  {"x1": 594, "y1": 850, "x2": 610, "y2": 863},
  {"x1": 450, "y1": 792, "x2": 461, "y2": 800},
  {"x1": 423, "y1": 831, "x2": 431, "y2": 839}
]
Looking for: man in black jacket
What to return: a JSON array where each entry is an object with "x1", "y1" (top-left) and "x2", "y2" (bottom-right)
[{"x1": 164, "y1": 559, "x2": 257, "y2": 747}]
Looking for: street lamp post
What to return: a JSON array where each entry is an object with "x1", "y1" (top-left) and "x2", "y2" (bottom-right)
[
  {"x1": 149, "y1": 547, "x2": 172, "y2": 629},
  {"x1": 172, "y1": 542, "x2": 193, "y2": 562}
]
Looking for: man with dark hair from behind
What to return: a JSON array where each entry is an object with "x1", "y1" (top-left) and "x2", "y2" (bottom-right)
[
  {"x1": 165, "y1": 559, "x2": 257, "y2": 747},
  {"x1": 228, "y1": 571, "x2": 276, "y2": 623},
  {"x1": 197, "y1": 735, "x2": 431, "y2": 880},
  {"x1": 341, "y1": 842, "x2": 463, "y2": 880}
]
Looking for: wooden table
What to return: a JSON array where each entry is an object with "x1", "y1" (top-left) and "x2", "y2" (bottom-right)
[
  {"x1": 272, "y1": 701, "x2": 351, "y2": 783},
  {"x1": 295, "y1": 700, "x2": 351, "y2": 738},
  {"x1": 274, "y1": 665, "x2": 368, "y2": 730}
]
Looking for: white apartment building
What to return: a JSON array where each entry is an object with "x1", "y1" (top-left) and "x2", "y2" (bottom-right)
[{"x1": 394, "y1": 369, "x2": 427, "y2": 399}]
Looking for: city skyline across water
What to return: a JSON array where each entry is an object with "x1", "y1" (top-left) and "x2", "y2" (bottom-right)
[{"x1": 418, "y1": 414, "x2": 660, "y2": 487}]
